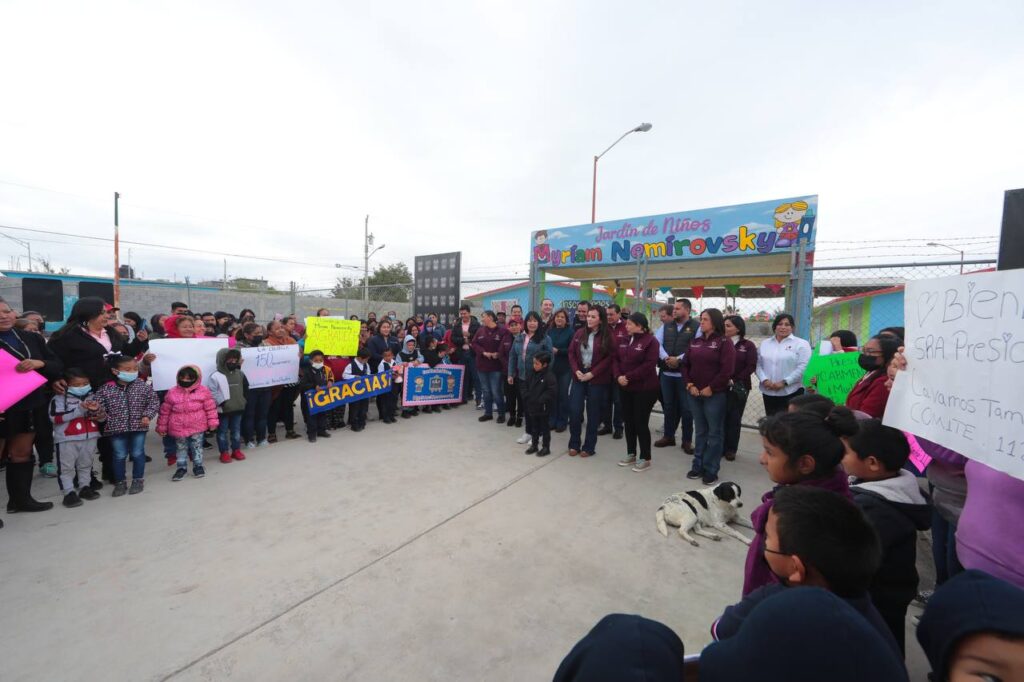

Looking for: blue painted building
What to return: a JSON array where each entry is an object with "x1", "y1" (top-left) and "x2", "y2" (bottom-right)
[{"x1": 465, "y1": 280, "x2": 631, "y2": 315}]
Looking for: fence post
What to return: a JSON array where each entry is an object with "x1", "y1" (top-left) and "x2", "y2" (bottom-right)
[
  {"x1": 289, "y1": 281, "x2": 296, "y2": 314},
  {"x1": 528, "y1": 259, "x2": 539, "y2": 313},
  {"x1": 793, "y1": 242, "x2": 813, "y2": 340}
]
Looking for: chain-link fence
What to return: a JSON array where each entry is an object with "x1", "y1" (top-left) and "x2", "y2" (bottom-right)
[{"x1": 293, "y1": 283, "x2": 414, "y2": 321}]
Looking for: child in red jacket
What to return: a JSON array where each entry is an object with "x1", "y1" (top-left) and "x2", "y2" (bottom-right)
[{"x1": 157, "y1": 365, "x2": 219, "y2": 482}]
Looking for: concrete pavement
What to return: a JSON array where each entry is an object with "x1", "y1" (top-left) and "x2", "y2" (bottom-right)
[{"x1": 1, "y1": 406, "x2": 930, "y2": 680}]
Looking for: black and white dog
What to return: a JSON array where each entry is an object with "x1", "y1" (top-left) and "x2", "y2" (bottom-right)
[{"x1": 655, "y1": 482, "x2": 753, "y2": 547}]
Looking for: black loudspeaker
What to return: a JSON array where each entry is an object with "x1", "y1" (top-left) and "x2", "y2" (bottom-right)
[
  {"x1": 998, "y1": 188, "x2": 1024, "y2": 271},
  {"x1": 78, "y1": 281, "x2": 115, "y2": 305},
  {"x1": 21, "y1": 278, "x2": 64, "y2": 323}
]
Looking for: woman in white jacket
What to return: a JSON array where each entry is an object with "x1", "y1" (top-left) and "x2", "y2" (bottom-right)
[{"x1": 755, "y1": 313, "x2": 811, "y2": 416}]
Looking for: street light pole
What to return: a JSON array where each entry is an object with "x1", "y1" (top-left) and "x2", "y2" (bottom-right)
[
  {"x1": 591, "y1": 122, "x2": 652, "y2": 223},
  {"x1": 364, "y1": 215, "x2": 370, "y2": 316},
  {"x1": 114, "y1": 192, "x2": 121, "y2": 308},
  {"x1": 927, "y1": 242, "x2": 964, "y2": 274}
]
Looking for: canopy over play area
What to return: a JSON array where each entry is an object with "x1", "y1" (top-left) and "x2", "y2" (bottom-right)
[{"x1": 528, "y1": 195, "x2": 819, "y2": 332}]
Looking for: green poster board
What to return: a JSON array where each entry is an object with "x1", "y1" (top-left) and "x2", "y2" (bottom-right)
[{"x1": 802, "y1": 351, "x2": 863, "y2": 404}]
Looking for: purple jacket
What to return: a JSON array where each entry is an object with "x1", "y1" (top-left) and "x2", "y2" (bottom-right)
[
  {"x1": 612, "y1": 333, "x2": 660, "y2": 393},
  {"x1": 743, "y1": 467, "x2": 852, "y2": 596},
  {"x1": 471, "y1": 325, "x2": 509, "y2": 373},
  {"x1": 957, "y1": 461, "x2": 1024, "y2": 588},
  {"x1": 682, "y1": 332, "x2": 736, "y2": 393},
  {"x1": 568, "y1": 328, "x2": 614, "y2": 385}
]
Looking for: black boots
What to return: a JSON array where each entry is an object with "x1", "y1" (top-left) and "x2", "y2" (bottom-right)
[{"x1": 6, "y1": 461, "x2": 54, "y2": 513}]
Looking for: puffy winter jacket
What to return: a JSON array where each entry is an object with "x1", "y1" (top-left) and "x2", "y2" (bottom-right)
[
  {"x1": 157, "y1": 366, "x2": 220, "y2": 438},
  {"x1": 93, "y1": 379, "x2": 161, "y2": 434}
]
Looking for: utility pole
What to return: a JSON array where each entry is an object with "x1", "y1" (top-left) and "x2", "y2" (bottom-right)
[
  {"x1": 363, "y1": 214, "x2": 371, "y2": 317},
  {"x1": 223, "y1": 258, "x2": 228, "y2": 290},
  {"x1": 113, "y1": 192, "x2": 121, "y2": 308}
]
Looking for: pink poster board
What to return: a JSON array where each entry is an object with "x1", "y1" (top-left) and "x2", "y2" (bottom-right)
[
  {"x1": 904, "y1": 432, "x2": 933, "y2": 474},
  {"x1": 0, "y1": 348, "x2": 47, "y2": 412}
]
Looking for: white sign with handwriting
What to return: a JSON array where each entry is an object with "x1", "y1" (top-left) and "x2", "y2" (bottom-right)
[
  {"x1": 884, "y1": 270, "x2": 1024, "y2": 481},
  {"x1": 240, "y1": 345, "x2": 300, "y2": 389}
]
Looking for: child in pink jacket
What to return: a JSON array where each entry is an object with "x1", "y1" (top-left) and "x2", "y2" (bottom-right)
[{"x1": 157, "y1": 365, "x2": 219, "y2": 482}]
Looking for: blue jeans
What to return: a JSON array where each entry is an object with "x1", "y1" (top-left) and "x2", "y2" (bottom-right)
[
  {"x1": 217, "y1": 412, "x2": 243, "y2": 452},
  {"x1": 660, "y1": 374, "x2": 694, "y2": 443},
  {"x1": 478, "y1": 371, "x2": 505, "y2": 417},
  {"x1": 569, "y1": 381, "x2": 608, "y2": 453},
  {"x1": 689, "y1": 392, "x2": 727, "y2": 478},
  {"x1": 931, "y1": 509, "x2": 963, "y2": 585},
  {"x1": 176, "y1": 433, "x2": 204, "y2": 470},
  {"x1": 550, "y1": 370, "x2": 571, "y2": 429},
  {"x1": 110, "y1": 431, "x2": 147, "y2": 482},
  {"x1": 458, "y1": 352, "x2": 480, "y2": 403},
  {"x1": 243, "y1": 388, "x2": 272, "y2": 442}
]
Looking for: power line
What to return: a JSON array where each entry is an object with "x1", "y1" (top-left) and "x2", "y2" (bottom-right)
[{"x1": 0, "y1": 222, "x2": 358, "y2": 269}]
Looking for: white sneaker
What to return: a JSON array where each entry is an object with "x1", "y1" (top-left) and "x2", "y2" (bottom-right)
[
  {"x1": 245, "y1": 441, "x2": 257, "y2": 449},
  {"x1": 632, "y1": 460, "x2": 652, "y2": 472},
  {"x1": 256, "y1": 439, "x2": 269, "y2": 448},
  {"x1": 516, "y1": 432, "x2": 531, "y2": 444}
]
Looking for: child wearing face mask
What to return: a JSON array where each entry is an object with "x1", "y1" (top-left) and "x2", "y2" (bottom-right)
[
  {"x1": 743, "y1": 405, "x2": 859, "y2": 596},
  {"x1": 49, "y1": 367, "x2": 107, "y2": 508},
  {"x1": 156, "y1": 365, "x2": 219, "y2": 482},
  {"x1": 299, "y1": 350, "x2": 333, "y2": 442},
  {"x1": 208, "y1": 348, "x2": 249, "y2": 463},
  {"x1": 93, "y1": 355, "x2": 160, "y2": 496}
]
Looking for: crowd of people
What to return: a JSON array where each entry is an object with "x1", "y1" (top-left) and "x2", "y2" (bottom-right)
[{"x1": 3, "y1": 292, "x2": 1023, "y2": 680}]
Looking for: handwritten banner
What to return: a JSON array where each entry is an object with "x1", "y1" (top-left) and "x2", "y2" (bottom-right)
[
  {"x1": 304, "y1": 317, "x2": 360, "y2": 357},
  {"x1": 0, "y1": 348, "x2": 47, "y2": 412},
  {"x1": 304, "y1": 371, "x2": 392, "y2": 415},
  {"x1": 884, "y1": 270, "x2": 1024, "y2": 481},
  {"x1": 803, "y1": 351, "x2": 863, "y2": 404},
  {"x1": 240, "y1": 345, "x2": 300, "y2": 389},
  {"x1": 148, "y1": 338, "x2": 229, "y2": 392},
  {"x1": 402, "y1": 364, "x2": 465, "y2": 406}
]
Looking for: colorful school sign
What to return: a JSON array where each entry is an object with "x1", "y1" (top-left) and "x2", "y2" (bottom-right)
[
  {"x1": 531, "y1": 195, "x2": 817, "y2": 268},
  {"x1": 303, "y1": 317, "x2": 360, "y2": 357},
  {"x1": 305, "y1": 371, "x2": 393, "y2": 415},
  {"x1": 802, "y1": 351, "x2": 863, "y2": 405},
  {"x1": 402, "y1": 364, "x2": 465, "y2": 406}
]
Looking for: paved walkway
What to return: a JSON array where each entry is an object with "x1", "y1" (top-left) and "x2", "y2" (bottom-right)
[{"x1": 1, "y1": 407, "x2": 929, "y2": 680}]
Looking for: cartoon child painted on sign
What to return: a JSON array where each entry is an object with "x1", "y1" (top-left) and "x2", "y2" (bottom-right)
[
  {"x1": 533, "y1": 230, "x2": 550, "y2": 262},
  {"x1": 773, "y1": 201, "x2": 808, "y2": 247}
]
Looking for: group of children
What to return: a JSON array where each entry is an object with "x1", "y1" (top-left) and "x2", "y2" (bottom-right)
[
  {"x1": 44, "y1": 316, "x2": 479, "y2": 506},
  {"x1": 555, "y1": 391, "x2": 1024, "y2": 680}
]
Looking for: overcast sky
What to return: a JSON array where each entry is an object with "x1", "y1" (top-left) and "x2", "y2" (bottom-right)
[{"x1": 0, "y1": 0, "x2": 1020, "y2": 289}]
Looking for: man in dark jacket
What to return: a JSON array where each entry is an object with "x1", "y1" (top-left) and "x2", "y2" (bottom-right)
[
  {"x1": 843, "y1": 420, "x2": 931, "y2": 655},
  {"x1": 524, "y1": 351, "x2": 557, "y2": 456},
  {"x1": 448, "y1": 304, "x2": 480, "y2": 405}
]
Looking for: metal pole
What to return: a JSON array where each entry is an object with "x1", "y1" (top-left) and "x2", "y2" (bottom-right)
[
  {"x1": 26, "y1": 242, "x2": 32, "y2": 272},
  {"x1": 591, "y1": 156, "x2": 598, "y2": 223},
  {"x1": 290, "y1": 281, "x2": 297, "y2": 315},
  {"x1": 185, "y1": 276, "x2": 192, "y2": 310},
  {"x1": 363, "y1": 214, "x2": 370, "y2": 317},
  {"x1": 223, "y1": 259, "x2": 227, "y2": 290},
  {"x1": 960, "y1": 250, "x2": 964, "y2": 275},
  {"x1": 113, "y1": 192, "x2": 121, "y2": 308}
]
